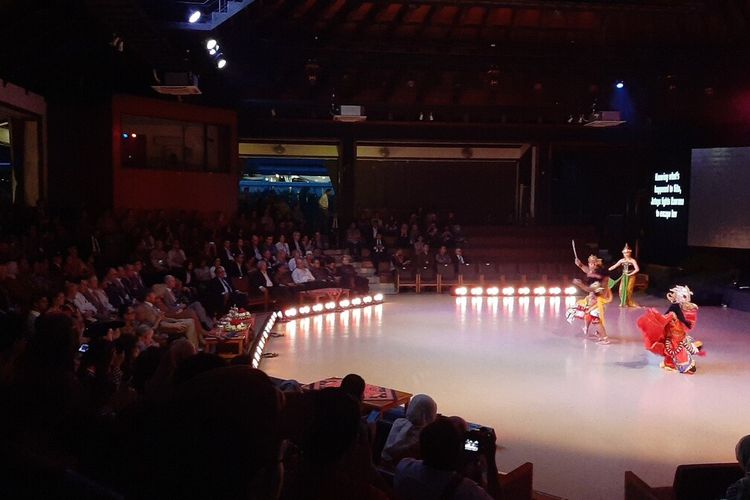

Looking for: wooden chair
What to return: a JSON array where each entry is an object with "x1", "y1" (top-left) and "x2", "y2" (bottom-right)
[
  {"x1": 395, "y1": 266, "x2": 418, "y2": 293},
  {"x1": 479, "y1": 262, "x2": 501, "y2": 285},
  {"x1": 436, "y1": 264, "x2": 457, "y2": 293},
  {"x1": 498, "y1": 462, "x2": 534, "y2": 500},
  {"x1": 418, "y1": 266, "x2": 439, "y2": 293},
  {"x1": 625, "y1": 463, "x2": 743, "y2": 500},
  {"x1": 458, "y1": 263, "x2": 480, "y2": 286}
]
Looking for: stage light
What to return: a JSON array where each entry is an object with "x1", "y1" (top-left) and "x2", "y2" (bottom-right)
[
  {"x1": 486, "y1": 287, "x2": 500, "y2": 296},
  {"x1": 502, "y1": 286, "x2": 515, "y2": 296},
  {"x1": 188, "y1": 10, "x2": 202, "y2": 23},
  {"x1": 616, "y1": 81, "x2": 624, "y2": 89},
  {"x1": 217, "y1": 57, "x2": 227, "y2": 69},
  {"x1": 548, "y1": 287, "x2": 562, "y2": 295},
  {"x1": 312, "y1": 303, "x2": 324, "y2": 313},
  {"x1": 339, "y1": 299, "x2": 351, "y2": 308},
  {"x1": 564, "y1": 286, "x2": 578, "y2": 295},
  {"x1": 206, "y1": 39, "x2": 218, "y2": 51},
  {"x1": 373, "y1": 293, "x2": 384, "y2": 302},
  {"x1": 470, "y1": 287, "x2": 484, "y2": 296},
  {"x1": 351, "y1": 297, "x2": 362, "y2": 307},
  {"x1": 298, "y1": 306, "x2": 311, "y2": 315},
  {"x1": 533, "y1": 286, "x2": 547, "y2": 295},
  {"x1": 130, "y1": 133, "x2": 137, "y2": 138},
  {"x1": 283, "y1": 307, "x2": 298, "y2": 318},
  {"x1": 324, "y1": 301, "x2": 336, "y2": 310},
  {"x1": 362, "y1": 295, "x2": 373, "y2": 304},
  {"x1": 518, "y1": 287, "x2": 531, "y2": 295},
  {"x1": 122, "y1": 132, "x2": 129, "y2": 139},
  {"x1": 455, "y1": 287, "x2": 468, "y2": 296}
]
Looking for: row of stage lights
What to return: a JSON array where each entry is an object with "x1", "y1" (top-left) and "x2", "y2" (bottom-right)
[
  {"x1": 251, "y1": 311, "x2": 281, "y2": 369},
  {"x1": 454, "y1": 285, "x2": 579, "y2": 297},
  {"x1": 281, "y1": 293, "x2": 385, "y2": 320}
]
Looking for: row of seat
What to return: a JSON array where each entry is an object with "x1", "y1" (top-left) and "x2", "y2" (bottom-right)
[
  {"x1": 395, "y1": 263, "x2": 574, "y2": 293},
  {"x1": 625, "y1": 463, "x2": 743, "y2": 500}
]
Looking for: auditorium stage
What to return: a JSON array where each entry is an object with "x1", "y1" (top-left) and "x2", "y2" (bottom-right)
[{"x1": 261, "y1": 294, "x2": 750, "y2": 499}]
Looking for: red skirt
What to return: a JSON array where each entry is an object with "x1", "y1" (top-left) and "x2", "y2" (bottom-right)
[{"x1": 637, "y1": 308, "x2": 670, "y2": 355}]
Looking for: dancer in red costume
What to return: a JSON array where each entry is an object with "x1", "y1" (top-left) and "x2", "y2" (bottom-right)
[{"x1": 637, "y1": 285, "x2": 703, "y2": 374}]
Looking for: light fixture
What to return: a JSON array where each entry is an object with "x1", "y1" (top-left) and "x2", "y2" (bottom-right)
[
  {"x1": 502, "y1": 287, "x2": 515, "y2": 296},
  {"x1": 486, "y1": 287, "x2": 500, "y2": 296},
  {"x1": 206, "y1": 39, "x2": 217, "y2": 50},
  {"x1": 373, "y1": 293, "x2": 384, "y2": 302},
  {"x1": 548, "y1": 287, "x2": 562, "y2": 295},
  {"x1": 122, "y1": 133, "x2": 129, "y2": 139},
  {"x1": 362, "y1": 296, "x2": 373, "y2": 304},
  {"x1": 188, "y1": 10, "x2": 202, "y2": 23},
  {"x1": 455, "y1": 287, "x2": 468, "y2": 296},
  {"x1": 564, "y1": 286, "x2": 578, "y2": 295},
  {"x1": 339, "y1": 299, "x2": 351, "y2": 308},
  {"x1": 470, "y1": 287, "x2": 484, "y2": 296},
  {"x1": 283, "y1": 307, "x2": 298, "y2": 318},
  {"x1": 209, "y1": 45, "x2": 220, "y2": 56},
  {"x1": 298, "y1": 306, "x2": 311, "y2": 315},
  {"x1": 312, "y1": 303, "x2": 324, "y2": 313},
  {"x1": 351, "y1": 297, "x2": 363, "y2": 307},
  {"x1": 533, "y1": 286, "x2": 547, "y2": 295},
  {"x1": 324, "y1": 301, "x2": 336, "y2": 310},
  {"x1": 616, "y1": 81, "x2": 624, "y2": 89},
  {"x1": 130, "y1": 133, "x2": 137, "y2": 138},
  {"x1": 217, "y1": 57, "x2": 227, "y2": 69},
  {"x1": 518, "y1": 287, "x2": 531, "y2": 295}
]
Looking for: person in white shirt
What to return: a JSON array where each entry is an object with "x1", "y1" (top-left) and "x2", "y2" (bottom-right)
[
  {"x1": 275, "y1": 234, "x2": 290, "y2": 257},
  {"x1": 291, "y1": 258, "x2": 316, "y2": 285},
  {"x1": 167, "y1": 240, "x2": 187, "y2": 269}
]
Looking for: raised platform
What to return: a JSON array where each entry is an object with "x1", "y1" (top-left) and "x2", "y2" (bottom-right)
[{"x1": 261, "y1": 294, "x2": 750, "y2": 499}]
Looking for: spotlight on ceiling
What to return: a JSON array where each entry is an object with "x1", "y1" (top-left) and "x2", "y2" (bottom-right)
[
  {"x1": 615, "y1": 81, "x2": 625, "y2": 89},
  {"x1": 188, "y1": 10, "x2": 202, "y2": 24},
  {"x1": 216, "y1": 57, "x2": 227, "y2": 69},
  {"x1": 206, "y1": 39, "x2": 218, "y2": 51}
]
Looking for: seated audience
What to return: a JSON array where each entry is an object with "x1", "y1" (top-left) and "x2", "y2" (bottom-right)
[
  {"x1": 394, "y1": 417, "x2": 499, "y2": 500},
  {"x1": 338, "y1": 255, "x2": 369, "y2": 294},
  {"x1": 726, "y1": 434, "x2": 750, "y2": 500},
  {"x1": 382, "y1": 393, "x2": 438, "y2": 467},
  {"x1": 435, "y1": 245, "x2": 452, "y2": 266},
  {"x1": 206, "y1": 266, "x2": 247, "y2": 316}
]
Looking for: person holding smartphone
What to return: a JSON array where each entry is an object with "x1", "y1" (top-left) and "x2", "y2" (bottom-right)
[{"x1": 394, "y1": 416, "x2": 500, "y2": 499}]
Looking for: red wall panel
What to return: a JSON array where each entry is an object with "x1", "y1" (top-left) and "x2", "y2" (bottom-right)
[{"x1": 111, "y1": 94, "x2": 238, "y2": 214}]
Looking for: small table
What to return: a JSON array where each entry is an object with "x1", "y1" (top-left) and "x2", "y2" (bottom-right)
[
  {"x1": 304, "y1": 377, "x2": 413, "y2": 415},
  {"x1": 204, "y1": 325, "x2": 253, "y2": 358}
]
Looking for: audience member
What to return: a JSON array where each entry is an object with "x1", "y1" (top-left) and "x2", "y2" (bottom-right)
[
  {"x1": 381, "y1": 393, "x2": 438, "y2": 467},
  {"x1": 726, "y1": 434, "x2": 750, "y2": 500}
]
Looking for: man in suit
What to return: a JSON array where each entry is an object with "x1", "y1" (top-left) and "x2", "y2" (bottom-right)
[
  {"x1": 220, "y1": 240, "x2": 235, "y2": 269},
  {"x1": 207, "y1": 266, "x2": 247, "y2": 316},
  {"x1": 249, "y1": 260, "x2": 291, "y2": 302},
  {"x1": 162, "y1": 275, "x2": 213, "y2": 330},
  {"x1": 124, "y1": 262, "x2": 146, "y2": 298},
  {"x1": 453, "y1": 247, "x2": 470, "y2": 274},
  {"x1": 291, "y1": 231, "x2": 305, "y2": 256},
  {"x1": 227, "y1": 254, "x2": 246, "y2": 279},
  {"x1": 134, "y1": 289, "x2": 199, "y2": 346},
  {"x1": 371, "y1": 232, "x2": 387, "y2": 276}
]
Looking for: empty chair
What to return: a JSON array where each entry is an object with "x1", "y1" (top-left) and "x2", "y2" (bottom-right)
[
  {"x1": 497, "y1": 262, "x2": 520, "y2": 282},
  {"x1": 395, "y1": 266, "x2": 418, "y2": 293},
  {"x1": 479, "y1": 261, "x2": 501, "y2": 285},
  {"x1": 436, "y1": 264, "x2": 457, "y2": 292},
  {"x1": 625, "y1": 463, "x2": 744, "y2": 500},
  {"x1": 418, "y1": 266, "x2": 439, "y2": 293},
  {"x1": 458, "y1": 263, "x2": 480, "y2": 286}
]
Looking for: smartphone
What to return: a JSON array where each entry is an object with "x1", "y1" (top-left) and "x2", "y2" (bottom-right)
[
  {"x1": 366, "y1": 410, "x2": 380, "y2": 424},
  {"x1": 78, "y1": 343, "x2": 89, "y2": 353}
]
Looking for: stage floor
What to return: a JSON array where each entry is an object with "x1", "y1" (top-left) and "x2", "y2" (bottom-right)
[{"x1": 261, "y1": 294, "x2": 750, "y2": 499}]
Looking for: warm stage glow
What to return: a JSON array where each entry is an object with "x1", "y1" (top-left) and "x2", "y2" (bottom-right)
[
  {"x1": 470, "y1": 287, "x2": 484, "y2": 296},
  {"x1": 533, "y1": 286, "x2": 547, "y2": 295},
  {"x1": 518, "y1": 287, "x2": 531, "y2": 295},
  {"x1": 298, "y1": 306, "x2": 311, "y2": 315},
  {"x1": 339, "y1": 299, "x2": 351, "y2": 308},
  {"x1": 283, "y1": 307, "x2": 298, "y2": 318},
  {"x1": 486, "y1": 286, "x2": 500, "y2": 296},
  {"x1": 502, "y1": 286, "x2": 515, "y2": 296},
  {"x1": 312, "y1": 303, "x2": 324, "y2": 313},
  {"x1": 373, "y1": 293, "x2": 384, "y2": 302},
  {"x1": 549, "y1": 287, "x2": 562, "y2": 295},
  {"x1": 325, "y1": 301, "x2": 337, "y2": 310},
  {"x1": 363, "y1": 295, "x2": 373, "y2": 304},
  {"x1": 565, "y1": 286, "x2": 578, "y2": 295},
  {"x1": 351, "y1": 297, "x2": 363, "y2": 306},
  {"x1": 455, "y1": 287, "x2": 468, "y2": 296}
]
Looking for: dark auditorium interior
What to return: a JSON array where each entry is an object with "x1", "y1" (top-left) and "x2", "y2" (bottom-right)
[{"x1": 2, "y1": 1, "x2": 750, "y2": 499}]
